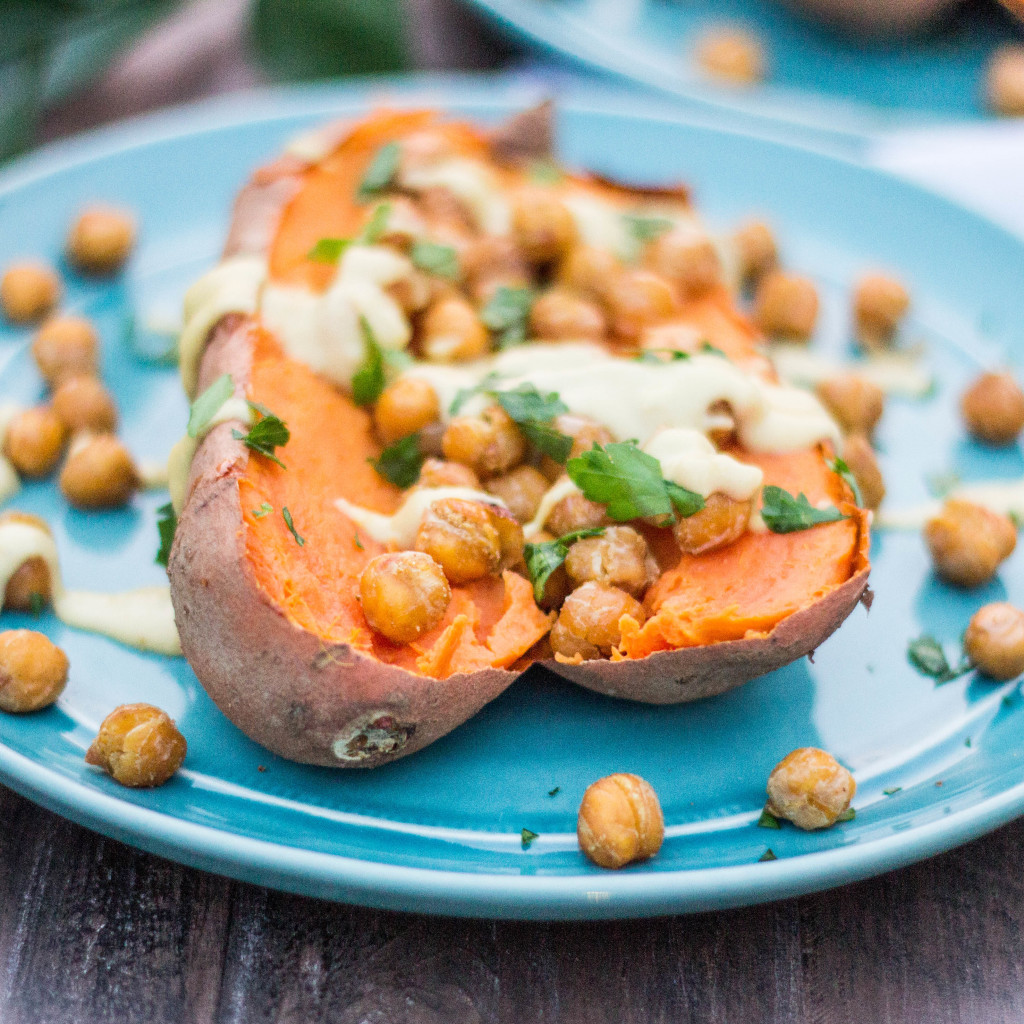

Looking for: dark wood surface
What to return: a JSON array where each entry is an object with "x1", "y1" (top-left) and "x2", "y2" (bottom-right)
[{"x1": 5, "y1": 4, "x2": 1024, "y2": 1022}]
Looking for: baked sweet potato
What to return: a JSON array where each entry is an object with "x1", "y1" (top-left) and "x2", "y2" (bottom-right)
[{"x1": 168, "y1": 105, "x2": 870, "y2": 767}]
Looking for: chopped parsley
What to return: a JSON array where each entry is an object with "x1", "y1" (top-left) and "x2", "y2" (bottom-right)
[
  {"x1": 370, "y1": 433, "x2": 424, "y2": 489},
  {"x1": 354, "y1": 532, "x2": 364, "y2": 551},
  {"x1": 282, "y1": 506, "x2": 305, "y2": 547},
  {"x1": 187, "y1": 373, "x2": 233, "y2": 438},
  {"x1": 492, "y1": 384, "x2": 572, "y2": 463},
  {"x1": 155, "y1": 502, "x2": 177, "y2": 567},
  {"x1": 411, "y1": 240, "x2": 459, "y2": 281},
  {"x1": 828, "y1": 456, "x2": 863, "y2": 507},
  {"x1": 623, "y1": 211, "x2": 674, "y2": 244},
  {"x1": 307, "y1": 237, "x2": 352, "y2": 263},
  {"x1": 361, "y1": 202, "x2": 392, "y2": 244},
  {"x1": 527, "y1": 159, "x2": 562, "y2": 185},
  {"x1": 351, "y1": 317, "x2": 386, "y2": 407},
  {"x1": 965, "y1": 737, "x2": 972, "y2": 748},
  {"x1": 252, "y1": 502, "x2": 273, "y2": 519},
  {"x1": 28, "y1": 592, "x2": 44, "y2": 616},
  {"x1": 548, "y1": 786, "x2": 561, "y2": 797},
  {"x1": 481, "y1": 286, "x2": 534, "y2": 348},
  {"x1": 523, "y1": 528, "x2": 605, "y2": 603},
  {"x1": 566, "y1": 441, "x2": 705, "y2": 523},
  {"x1": 520, "y1": 828, "x2": 539, "y2": 850},
  {"x1": 232, "y1": 403, "x2": 290, "y2": 469},
  {"x1": 759, "y1": 486, "x2": 847, "y2": 534},
  {"x1": 699, "y1": 341, "x2": 727, "y2": 358},
  {"x1": 757, "y1": 808, "x2": 781, "y2": 829},
  {"x1": 837, "y1": 808, "x2": 856, "y2": 823},
  {"x1": 883, "y1": 786, "x2": 902, "y2": 796},
  {"x1": 758, "y1": 848, "x2": 778, "y2": 862},
  {"x1": 357, "y1": 141, "x2": 400, "y2": 202},
  {"x1": 907, "y1": 634, "x2": 971, "y2": 685},
  {"x1": 307, "y1": 202, "x2": 392, "y2": 264},
  {"x1": 633, "y1": 348, "x2": 691, "y2": 364},
  {"x1": 449, "y1": 372, "x2": 501, "y2": 416}
]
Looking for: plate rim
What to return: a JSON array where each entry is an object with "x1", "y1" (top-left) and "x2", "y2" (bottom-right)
[{"x1": 2, "y1": 77, "x2": 1024, "y2": 919}]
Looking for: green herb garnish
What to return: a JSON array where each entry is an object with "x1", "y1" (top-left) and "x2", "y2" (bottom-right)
[
  {"x1": 232, "y1": 404, "x2": 290, "y2": 469},
  {"x1": 548, "y1": 786, "x2": 561, "y2": 797},
  {"x1": 528, "y1": 159, "x2": 562, "y2": 185},
  {"x1": 481, "y1": 286, "x2": 534, "y2": 349},
  {"x1": 28, "y1": 592, "x2": 44, "y2": 616},
  {"x1": 354, "y1": 532, "x2": 364, "y2": 551},
  {"x1": 155, "y1": 502, "x2": 177, "y2": 567},
  {"x1": 965, "y1": 737, "x2": 972, "y2": 747},
  {"x1": 883, "y1": 786, "x2": 902, "y2": 796},
  {"x1": 449, "y1": 372, "x2": 501, "y2": 416},
  {"x1": 837, "y1": 807, "x2": 856, "y2": 823},
  {"x1": 307, "y1": 237, "x2": 352, "y2": 263},
  {"x1": 351, "y1": 317, "x2": 386, "y2": 407},
  {"x1": 370, "y1": 433, "x2": 424, "y2": 488},
  {"x1": 907, "y1": 634, "x2": 971, "y2": 685},
  {"x1": 361, "y1": 202, "x2": 392, "y2": 244},
  {"x1": 523, "y1": 528, "x2": 605, "y2": 603},
  {"x1": 699, "y1": 341, "x2": 727, "y2": 358},
  {"x1": 357, "y1": 141, "x2": 400, "y2": 202},
  {"x1": 828, "y1": 456, "x2": 863, "y2": 507},
  {"x1": 252, "y1": 502, "x2": 273, "y2": 519},
  {"x1": 411, "y1": 240, "x2": 459, "y2": 281},
  {"x1": 566, "y1": 441, "x2": 705, "y2": 523},
  {"x1": 758, "y1": 848, "x2": 778, "y2": 862},
  {"x1": 282, "y1": 506, "x2": 305, "y2": 546},
  {"x1": 633, "y1": 348, "x2": 691, "y2": 364},
  {"x1": 623, "y1": 211, "x2": 674, "y2": 244},
  {"x1": 520, "y1": 828, "x2": 539, "y2": 850},
  {"x1": 759, "y1": 486, "x2": 847, "y2": 534},
  {"x1": 757, "y1": 808, "x2": 781, "y2": 829},
  {"x1": 492, "y1": 384, "x2": 572, "y2": 463},
  {"x1": 187, "y1": 373, "x2": 233, "y2": 438}
]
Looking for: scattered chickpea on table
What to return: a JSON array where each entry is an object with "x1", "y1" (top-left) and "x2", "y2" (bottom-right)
[
  {"x1": 853, "y1": 272, "x2": 910, "y2": 350},
  {"x1": 577, "y1": 772, "x2": 665, "y2": 869},
  {"x1": 0, "y1": 262, "x2": 61, "y2": 325},
  {"x1": 2, "y1": 406, "x2": 67, "y2": 478},
  {"x1": 924, "y1": 498, "x2": 1017, "y2": 589},
  {"x1": 816, "y1": 374, "x2": 885, "y2": 440},
  {"x1": 766, "y1": 747, "x2": 856, "y2": 831},
  {"x1": 964, "y1": 603, "x2": 1024, "y2": 681},
  {"x1": 961, "y1": 370, "x2": 1024, "y2": 446},
  {"x1": 59, "y1": 434, "x2": 140, "y2": 509},
  {"x1": 32, "y1": 315, "x2": 100, "y2": 385},
  {"x1": 85, "y1": 703, "x2": 187, "y2": 788},
  {"x1": 732, "y1": 219, "x2": 778, "y2": 285},
  {"x1": 66, "y1": 205, "x2": 136, "y2": 276},
  {"x1": 753, "y1": 270, "x2": 819, "y2": 340},
  {"x1": 695, "y1": 27, "x2": 767, "y2": 86},
  {"x1": 0, "y1": 629, "x2": 68, "y2": 714},
  {"x1": 985, "y1": 45, "x2": 1024, "y2": 118}
]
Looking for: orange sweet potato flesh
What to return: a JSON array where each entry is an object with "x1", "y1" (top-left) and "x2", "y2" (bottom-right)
[{"x1": 169, "y1": 106, "x2": 870, "y2": 768}]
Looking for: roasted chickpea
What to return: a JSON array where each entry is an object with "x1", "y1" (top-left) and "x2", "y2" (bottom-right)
[
  {"x1": 842, "y1": 434, "x2": 885, "y2": 511},
  {"x1": 0, "y1": 512, "x2": 53, "y2": 612},
  {"x1": 359, "y1": 551, "x2": 451, "y2": 644},
  {"x1": 924, "y1": 499, "x2": 1016, "y2": 588},
  {"x1": 0, "y1": 630, "x2": 68, "y2": 714},
  {"x1": 577, "y1": 773, "x2": 664, "y2": 869},
  {"x1": 696, "y1": 27, "x2": 767, "y2": 86},
  {"x1": 766, "y1": 747, "x2": 855, "y2": 831},
  {"x1": 52, "y1": 375, "x2": 118, "y2": 435},
  {"x1": 674, "y1": 493, "x2": 751, "y2": 555},
  {"x1": 645, "y1": 228, "x2": 722, "y2": 298},
  {"x1": 387, "y1": 270, "x2": 434, "y2": 314},
  {"x1": 853, "y1": 272, "x2": 910, "y2": 350},
  {"x1": 545, "y1": 490, "x2": 608, "y2": 538},
  {"x1": 460, "y1": 236, "x2": 530, "y2": 302},
  {"x1": 420, "y1": 296, "x2": 489, "y2": 362},
  {"x1": 815, "y1": 374, "x2": 885, "y2": 438},
  {"x1": 511, "y1": 187, "x2": 577, "y2": 264},
  {"x1": 558, "y1": 244, "x2": 619, "y2": 301},
  {"x1": 986, "y1": 45, "x2": 1024, "y2": 117},
  {"x1": 417, "y1": 457, "x2": 480, "y2": 489},
  {"x1": 485, "y1": 465, "x2": 549, "y2": 523},
  {"x1": 549, "y1": 581, "x2": 644, "y2": 660},
  {"x1": 964, "y1": 602, "x2": 1024, "y2": 680},
  {"x1": 59, "y1": 434, "x2": 139, "y2": 509},
  {"x1": 442, "y1": 405, "x2": 526, "y2": 477},
  {"x1": 604, "y1": 269, "x2": 679, "y2": 344},
  {"x1": 3, "y1": 406, "x2": 67, "y2": 477},
  {"x1": 753, "y1": 271, "x2": 819, "y2": 340},
  {"x1": 0, "y1": 262, "x2": 61, "y2": 324},
  {"x1": 961, "y1": 371, "x2": 1024, "y2": 446},
  {"x1": 415, "y1": 498, "x2": 502, "y2": 584},
  {"x1": 733, "y1": 219, "x2": 778, "y2": 284},
  {"x1": 529, "y1": 289, "x2": 606, "y2": 342},
  {"x1": 31, "y1": 315, "x2": 99, "y2": 386},
  {"x1": 85, "y1": 703, "x2": 187, "y2": 788},
  {"x1": 66, "y1": 206, "x2": 136, "y2": 275},
  {"x1": 373, "y1": 378, "x2": 440, "y2": 444},
  {"x1": 564, "y1": 525, "x2": 657, "y2": 597}
]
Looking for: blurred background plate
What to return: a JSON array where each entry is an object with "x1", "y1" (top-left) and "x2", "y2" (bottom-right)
[{"x1": 2, "y1": 81, "x2": 1024, "y2": 919}]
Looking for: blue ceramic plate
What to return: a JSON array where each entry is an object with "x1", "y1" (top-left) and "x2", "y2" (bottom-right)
[
  {"x1": 467, "y1": 0, "x2": 1023, "y2": 137},
  {"x1": 1, "y1": 80, "x2": 1024, "y2": 920}
]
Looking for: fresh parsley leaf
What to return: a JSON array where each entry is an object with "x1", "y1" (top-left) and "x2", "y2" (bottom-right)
[
  {"x1": 837, "y1": 807, "x2": 856, "y2": 823},
  {"x1": 361, "y1": 202, "x2": 392, "y2": 244},
  {"x1": 623, "y1": 211, "x2": 674, "y2": 243},
  {"x1": 28, "y1": 592, "x2": 44, "y2": 616},
  {"x1": 252, "y1": 502, "x2": 273, "y2": 519},
  {"x1": 759, "y1": 848, "x2": 778, "y2": 862},
  {"x1": 232, "y1": 405, "x2": 290, "y2": 469},
  {"x1": 566, "y1": 441, "x2": 704, "y2": 523},
  {"x1": 370, "y1": 433, "x2": 424, "y2": 488},
  {"x1": 351, "y1": 317, "x2": 386, "y2": 406},
  {"x1": 759, "y1": 486, "x2": 848, "y2": 534},
  {"x1": 700, "y1": 341, "x2": 727, "y2": 358},
  {"x1": 907, "y1": 634, "x2": 971, "y2": 684},
  {"x1": 528, "y1": 159, "x2": 562, "y2": 185},
  {"x1": 883, "y1": 786, "x2": 902, "y2": 796},
  {"x1": 828, "y1": 456, "x2": 863, "y2": 507},
  {"x1": 307, "y1": 237, "x2": 352, "y2": 264},
  {"x1": 382, "y1": 348, "x2": 413, "y2": 374},
  {"x1": 548, "y1": 786, "x2": 561, "y2": 797},
  {"x1": 520, "y1": 828, "x2": 539, "y2": 850},
  {"x1": 491, "y1": 384, "x2": 572, "y2": 463},
  {"x1": 155, "y1": 502, "x2": 177, "y2": 567},
  {"x1": 187, "y1": 373, "x2": 233, "y2": 438},
  {"x1": 965, "y1": 737, "x2": 972, "y2": 748},
  {"x1": 354, "y1": 532, "x2": 364, "y2": 551},
  {"x1": 633, "y1": 348, "x2": 691, "y2": 364},
  {"x1": 449, "y1": 372, "x2": 501, "y2": 415},
  {"x1": 411, "y1": 240, "x2": 459, "y2": 281},
  {"x1": 357, "y1": 141, "x2": 400, "y2": 202},
  {"x1": 757, "y1": 808, "x2": 781, "y2": 829},
  {"x1": 481, "y1": 286, "x2": 534, "y2": 348},
  {"x1": 282, "y1": 506, "x2": 305, "y2": 546},
  {"x1": 523, "y1": 528, "x2": 605, "y2": 603}
]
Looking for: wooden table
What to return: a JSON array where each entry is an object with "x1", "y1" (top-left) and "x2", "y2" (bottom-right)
[{"x1": 5, "y1": 3, "x2": 1024, "y2": 1021}]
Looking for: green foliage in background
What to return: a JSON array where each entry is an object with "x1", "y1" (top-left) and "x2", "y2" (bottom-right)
[{"x1": 250, "y1": 0, "x2": 408, "y2": 80}]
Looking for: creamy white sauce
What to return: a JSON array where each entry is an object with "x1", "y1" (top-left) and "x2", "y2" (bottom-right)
[
  {"x1": 877, "y1": 478, "x2": 1024, "y2": 531},
  {"x1": 0, "y1": 520, "x2": 181, "y2": 655},
  {"x1": 562, "y1": 192, "x2": 634, "y2": 260},
  {"x1": 644, "y1": 428, "x2": 763, "y2": 501},
  {"x1": 523, "y1": 477, "x2": 581, "y2": 538},
  {"x1": 769, "y1": 343, "x2": 934, "y2": 399},
  {"x1": 137, "y1": 458, "x2": 170, "y2": 490},
  {"x1": 334, "y1": 486, "x2": 506, "y2": 548},
  {"x1": 401, "y1": 157, "x2": 511, "y2": 236},
  {"x1": 0, "y1": 402, "x2": 24, "y2": 506},
  {"x1": 284, "y1": 126, "x2": 334, "y2": 163}
]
